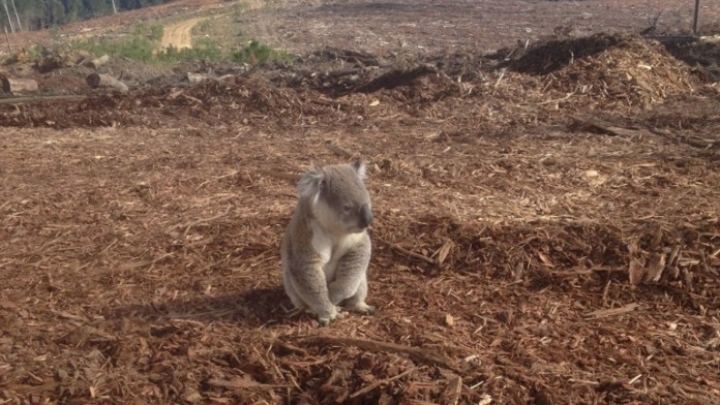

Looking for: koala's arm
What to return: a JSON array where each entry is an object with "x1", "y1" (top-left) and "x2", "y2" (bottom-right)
[
  {"x1": 288, "y1": 249, "x2": 339, "y2": 321},
  {"x1": 328, "y1": 234, "x2": 372, "y2": 305}
]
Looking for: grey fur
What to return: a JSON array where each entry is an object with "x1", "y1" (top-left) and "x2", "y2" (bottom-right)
[{"x1": 281, "y1": 158, "x2": 375, "y2": 326}]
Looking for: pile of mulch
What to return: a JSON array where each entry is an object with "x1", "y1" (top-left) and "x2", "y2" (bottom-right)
[
  {"x1": 0, "y1": 65, "x2": 464, "y2": 129},
  {"x1": 550, "y1": 36, "x2": 699, "y2": 107},
  {"x1": 503, "y1": 32, "x2": 627, "y2": 75},
  {"x1": 0, "y1": 34, "x2": 711, "y2": 132},
  {"x1": 502, "y1": 33, "x2": 699, "y2": 110},
  {"x1": 0, "y1": 75, "x2": 346, "y2": 129}
]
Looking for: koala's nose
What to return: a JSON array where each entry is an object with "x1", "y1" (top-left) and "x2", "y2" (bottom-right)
[{"x1": 359, "y1": 204, "x2": 373, "y2": 228}]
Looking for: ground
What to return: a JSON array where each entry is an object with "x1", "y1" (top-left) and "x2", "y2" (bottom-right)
[
  {"x1": 1, "y1": 0, "x2": 720, "y2": 404},
  {"x1": 161, "y1": 17, "x2": 210, "y2": 50}
]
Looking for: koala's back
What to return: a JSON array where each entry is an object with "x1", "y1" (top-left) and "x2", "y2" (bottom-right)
[{"x1": 281, "y1": 203, "x2": 314, "y2": 268}]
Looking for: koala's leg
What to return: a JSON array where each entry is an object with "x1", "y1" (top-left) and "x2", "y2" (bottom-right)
[
  {"x1": 328, "y1": 236, "x2": 375, "y2": 314},
  {"x1": 340, "y1": 275, "x2": 376, "y2": 314},
  {"x1": 290, "y1": 262, "x2": 342, "y2": 326}
]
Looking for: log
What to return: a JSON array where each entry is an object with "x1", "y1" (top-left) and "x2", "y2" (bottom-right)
[
  {"x1": 85, "y1": 73, "x2": 128, "y2": 93},
  {"x1": 215, "y1": 74, "x2": 236, "y2": 84},
  {"x1": 90, "y1": 54, "x2": 110, "y2": 69},
  {"x1": 187, "y1": 72, "x2": 210, "y2": 84},
  {"x1": 0, "y1": 94, "x2": 87, "y2": 105},
  {"x1": 1, "y1": 77, "x2": 38, "y2": 94}
]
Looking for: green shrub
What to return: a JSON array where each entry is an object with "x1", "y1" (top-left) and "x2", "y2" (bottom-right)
[
  {"x1": 231, "y1": 39, "x2": 291, "y2": 64},
  {"x1": 156, "y1": 38, "x2": 223, "y2": 63},
  {"x1": 26, "y1": 44, "x2": 47, "y2": 60},
  {"x1": 71, "y1": 35, "x2": 156, "y2": 62},
  {"x1": 131, "y1": 23, "x2": 164, "y2": 40},
  {"x1": 196, "y1": 19, "x2": 212, "y2": 34},
  {"x1": 65, "y1": 23, "x2": 289, "y2": 66}
]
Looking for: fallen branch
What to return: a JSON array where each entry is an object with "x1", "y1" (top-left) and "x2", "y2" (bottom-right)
[
  {"x1": 568, "y1": 116, "x2": 644, "y2": 137},
  {"x1": 256, "y1": 169, "x2": 299, "y2": 183},
  {"x1": 298, "y1": 336, "x2": 461, "y2": 372},
  {"x1": 536, "y1": 91, "x2": 575, "y2": 105},
  {"x1": 378, "y1": 238, "x2": 436, "y2": 265},
  {"x1": 349, "y1": 366, "x2": 417, "y2": 399},
  {"x1": 680, "y1": 135, "x2": 719, "y2": 149},
  {"x1": 184, "y1": 208, "x2": 231, "y2": 238},
  {"x1": 357, "y1": 64, "x2": 436, "y2": 94},
  {"x1": 324, "y1": 141, "x2": 354, "y2": 158},
  {"x1": 324, "y1": 68, "x2": 364, "y2": 78},
  {"x1": 207, "y1": 378, "x2": 291, "y2": 390},
  {"x1": 167, "y1": 205, "x2": 232, "y2": 238},
  {"x1": 585, "y1": 303, "x2": 639, "y2": 319},
  {"x1": 0, "y1": 95, "x2": 87, "y2": 105},
  {"x1": 572, "y1": 116, "x2": 719, "y2": 150}
]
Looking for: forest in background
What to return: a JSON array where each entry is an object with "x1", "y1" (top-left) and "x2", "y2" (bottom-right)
[{"x1": 1, "y1": 0, "x2": 176, "y2": 32}]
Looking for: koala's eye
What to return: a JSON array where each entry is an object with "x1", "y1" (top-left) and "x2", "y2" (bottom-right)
[{"x1": 342, "y1": 204, "x2": 353, "y2": 213}]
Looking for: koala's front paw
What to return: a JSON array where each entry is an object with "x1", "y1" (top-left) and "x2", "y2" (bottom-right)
[
  {"x1": 317, "y1": 306, "x2": 344, "y2": 327},
  {"x1": 350, "y1": 302, "x2": 376, "y2": 315}
]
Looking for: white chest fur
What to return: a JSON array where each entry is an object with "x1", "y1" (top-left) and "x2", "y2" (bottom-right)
[{"x1": 310, "y1": 222, "x2": 365, "y2": 282}]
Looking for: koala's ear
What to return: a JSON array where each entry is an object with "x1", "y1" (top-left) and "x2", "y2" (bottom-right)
[
  {"x1": 297, "y1": 167, "x2": 325, "y2": 199},
  {"x1": 351, "y1": 157, "x2": 367, "y2": 181}
]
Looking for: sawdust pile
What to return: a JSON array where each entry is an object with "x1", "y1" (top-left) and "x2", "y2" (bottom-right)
[{"x1": 511, "y1": 33, "x2": 701, "y2": 107}]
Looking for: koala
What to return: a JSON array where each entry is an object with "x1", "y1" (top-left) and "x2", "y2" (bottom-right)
[{"x1": 281, "y1": 158, "x2": 375, "y2": 326}]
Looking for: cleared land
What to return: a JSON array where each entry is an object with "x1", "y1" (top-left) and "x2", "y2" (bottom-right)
[
  {"x1": 161, "y1": 17, "x2": 209, "y2": 49},
  {"x1": 1, "y1": 0, "x2": 720, "y2": 404}
]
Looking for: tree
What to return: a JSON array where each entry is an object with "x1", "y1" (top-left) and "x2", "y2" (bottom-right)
[
  {"x1": 5, "y1": 0, "x2": 177, "y2": 32},
  {"x1": 45, "y1": 0, "x2": 67, "y2": 27},
  {"x1": 10, "y1": 0, "x2": 20, "y2": 31},
  {"x1": 65, "y1": 0, "x2": 83, "y2": 22},
  {"x1": 2, "y1": 0, "x2": 14, "y2": 33}
]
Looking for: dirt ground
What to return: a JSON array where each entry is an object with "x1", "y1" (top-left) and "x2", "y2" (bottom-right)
[
  {"x1": 161, "y1": 17, "x2": 210, "y2": 50},
  {"x1": 2, "y1": 1, "x2": 720, "y2": 404}
]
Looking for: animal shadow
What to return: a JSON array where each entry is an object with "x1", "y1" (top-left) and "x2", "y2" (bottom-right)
[{"x1": 106, "y1": 285, "x2": 307, "y2": 328}]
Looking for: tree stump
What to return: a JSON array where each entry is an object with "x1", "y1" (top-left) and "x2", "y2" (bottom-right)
[
  {"x1": 90, "y1": 54, "x2": 110, "y2": 69},
  {"x1": 1, "y1": 77, "x2": 39, "y2": 94},
  {"x1": 86, "y1": 73, "x2": 128, "y2": 93}
]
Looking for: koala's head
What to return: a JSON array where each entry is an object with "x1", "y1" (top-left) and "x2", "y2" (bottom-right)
[{"x1": 297, "y1": 158, "x2": 373, "y2": 235}]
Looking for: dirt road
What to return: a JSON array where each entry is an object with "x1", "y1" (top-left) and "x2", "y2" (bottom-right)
[
  {"x1": 158, "y1": 1, "x2": 263, "y2": 50},
  {"x1": 160, "y1": 16, "x2": 207, "y2": 49}
]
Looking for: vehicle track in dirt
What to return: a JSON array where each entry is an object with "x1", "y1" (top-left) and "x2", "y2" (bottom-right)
[
  {"x1": 160, "y1": 16, "x2": 207, "y2": 49},
  {"x1": 158, "y1": 1, "x2": 265, "y2": 50}
]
